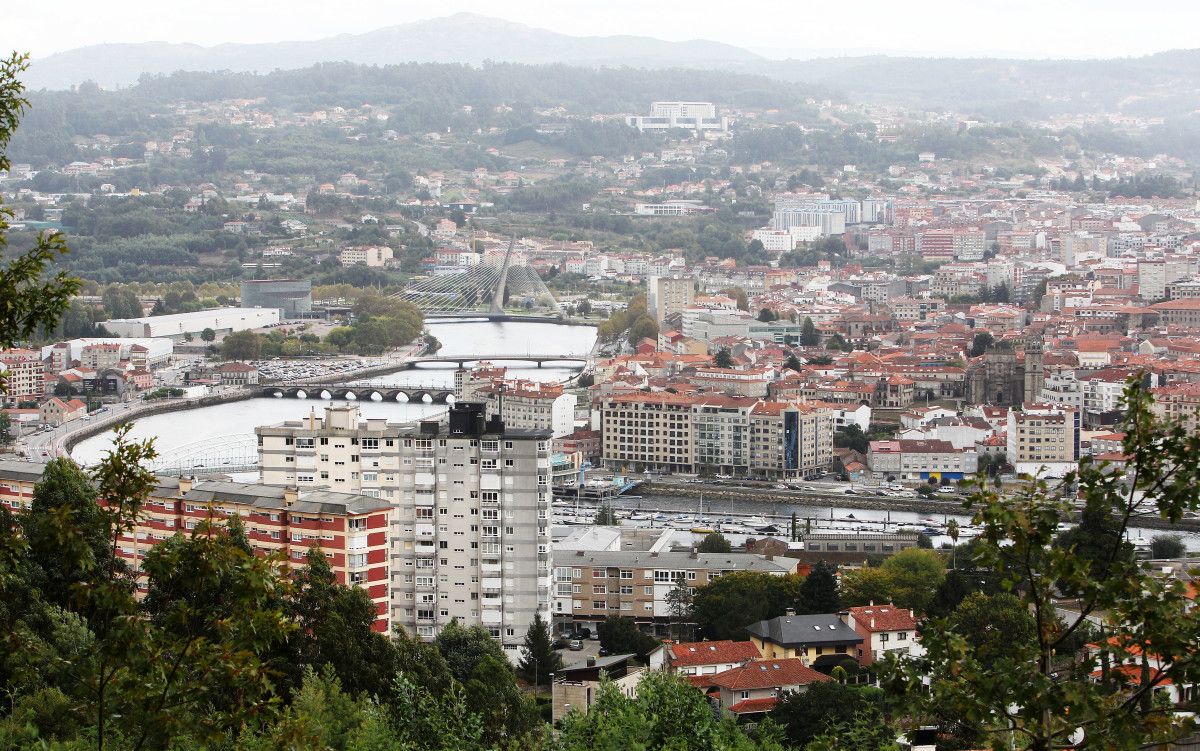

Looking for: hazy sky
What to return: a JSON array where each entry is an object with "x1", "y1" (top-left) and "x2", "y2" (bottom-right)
[{"x1": 6, "y1": 0, "x2": 1198, "y2": 60}]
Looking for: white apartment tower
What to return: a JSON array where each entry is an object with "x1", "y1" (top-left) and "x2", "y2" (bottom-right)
[
  {"x1": 648, "y1": 275, "x2": 695, "y2": 324},
  {"x1": 257, "y1": 402, "x2": 553, "y2": 654}
]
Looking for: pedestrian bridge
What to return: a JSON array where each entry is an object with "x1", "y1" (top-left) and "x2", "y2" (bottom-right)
[{"x1": 261, "y1": 384, "x2": 457, "y2": 403}]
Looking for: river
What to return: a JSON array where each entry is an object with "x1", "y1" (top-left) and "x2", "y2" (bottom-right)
[{"x1": 72, "y1": 320, "x2": 597, "y2": 465}]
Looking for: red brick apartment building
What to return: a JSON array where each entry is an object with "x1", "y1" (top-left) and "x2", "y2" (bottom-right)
[{"x1": 0, "y1": 460, "x2": 394, "y2": 631}]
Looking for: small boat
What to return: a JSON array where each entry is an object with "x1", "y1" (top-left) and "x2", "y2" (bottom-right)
[
  {"x1": 691, "y1": 526, "x2": 716, "y2": 534},
  {"x1": 628, "y1": 512, "x2": 649, "y2": 521}
]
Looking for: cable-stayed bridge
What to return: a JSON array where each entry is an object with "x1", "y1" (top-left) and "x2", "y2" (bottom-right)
[{"x1": 392, "y1": 237, "x2": 563, "y2": 320}]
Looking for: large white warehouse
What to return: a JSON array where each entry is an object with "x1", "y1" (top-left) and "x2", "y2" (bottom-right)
[{"x1": 102, "y1": 307, "x2": 279, "y2": 340}]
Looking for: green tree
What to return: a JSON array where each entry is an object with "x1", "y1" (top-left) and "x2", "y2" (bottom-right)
[
  {"x1": 725, "y1": 287, "x2": 749, "y2": 311},
  {"x1": 697, "y1": 532, "x2": 732, "y2": 553},
  {"x1": 626, "y1": 314, "x2": 659, "y2": 347},
  {"x1": 1150, "y1": 534, "x2": 1185, "y2": 559},
  {"x1": 594, "y1": 504, "x2": 617, "y2": 525},
  {"x1": 889, "y1": 381, "x2": 1200, "y2": 751},
  {"x1": 666, "y1": 574, "x2": 695, "y2": 642},
  {"x1": 692, "y1": 570, "x2": 801, "y2": 640},
  {"x1": 22, "y1": 457, "x2": 111, "y2": 609},
  {"x1": 1055, "y1": 503, "x2": 1133, "y2": 587},
  {"x1": 0, "y1": 411, "x2": 11, "y2": 444},
  {"x1": 969, "y1": 331, "x2": 995, "y2": 357},
  {"x1": 833, "y1": 424, "x2": 869, "y2": 454},
  {"x1": 838, "y1": 567, "x2": 895, "y2": 609},
  {"x1": 516, "y1": 611, "x2": 562, "y2": 688},
  {"x1": 784, "y1": 354, "x2": 803, "y2": 372},
  {"x1": 597, "y1": 616, "x2": 660, "y2": 663},
  {"x1": 434, "y1": 619, "x2": 507, "y2": 685},
  {"x1": 554, "y1": 671, "x2": 784, "y2": 751},
  {"x1": 796, "y1": 560, "x2": 840, "y2": 615},
  {"x1": 200, "y1": 327, "x2": 216, "y2": 343},
  {"x1": 0, "y1": 54, "x2": 80, "y2": 390},
  {"x1": 804, "y1": 705, "x2": 899, "y2": 751},
  {"x1": 289, "y1": 546, "x2": 398, "y2": 698},
  {"x1": 948, "y1": 591, "x2": 1036, "y2": 665},
  {"x1": 879, "y1": 548, "x2": 944, "y2": 615},
  {"x1": 221, "y1": 330, "x2": 262, "y2": 360},
  {"x1": 770, "y1": 682, "x2": 885, "y2": 749},
  {"x1": 800, "y1": 317, "x2": 820, "y2": 347},
  {"x1": 464, "y1": 654, "x2": 544, "y2": 749},
  {"x1": 757, "y1": 307, "x2": 776, "y2": 322},
  {"x1": 713, "y1": 347, "x2": 734, "y2": 368}
]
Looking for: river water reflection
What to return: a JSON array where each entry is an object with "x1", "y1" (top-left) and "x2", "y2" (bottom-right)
[{"x1": 73, "y1": 321, "x2": 597, "y2": 464}]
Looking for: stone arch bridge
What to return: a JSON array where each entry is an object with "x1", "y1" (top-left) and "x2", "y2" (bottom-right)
[{"x1": 261, "y1": 384, "x2": 456, "y2": 404}]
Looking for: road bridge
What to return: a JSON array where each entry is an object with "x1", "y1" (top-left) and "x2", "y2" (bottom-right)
[
  {"x1": 401, "y1": 354, "x2": 588, "y2": 369},
  {"x1": 261, "y1": 384, "x2": 457, "y2": 403}
]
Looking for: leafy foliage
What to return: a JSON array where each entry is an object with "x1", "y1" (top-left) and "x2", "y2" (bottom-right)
[
  {"x1": 887, "y1": 381, "x2": 1200, "y2": 751},
  {"x1": 691, "y1": 570, "x2": 801, "y2": 640}
]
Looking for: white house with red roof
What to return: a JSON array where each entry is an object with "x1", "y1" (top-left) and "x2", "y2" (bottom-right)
[
  {"x1": 709, "y1": 657, "x2": 830, "y2": 716},
  {"x1": 666, "y1": 640, "x2": 761, "y2": 677},
  {"x1": 844, "y1": 604, "x2": 922, "y2": 666}
]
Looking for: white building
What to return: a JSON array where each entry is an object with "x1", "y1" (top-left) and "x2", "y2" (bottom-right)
[
  {"x1": 257, "y1": 403, "x2": 552, "y2": 655},
  {"x1": 102, "y1": 308, "x2": 278, "y2": 340},
  {"x1": 867, "y1": 439, "x2": 977, "y2": 482},
  {"x1": 1007, "y1": 403, "x2": 1080, "y2": 478},
  {"x1": 626, "y1": 102, "x2": 730, "y2": 133},
  {"x1": 751, "y1": 226, "x2": 822, "y2": 252},
  {"x1": 339, "y1": 245, "x2": 394, "y2": 267}
]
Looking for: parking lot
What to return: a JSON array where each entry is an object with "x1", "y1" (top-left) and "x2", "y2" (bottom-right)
[{"x1": 253, "y1": 357, "x2": 390, "y2": 382}]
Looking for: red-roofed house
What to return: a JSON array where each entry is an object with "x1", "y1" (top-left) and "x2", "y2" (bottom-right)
[
  {"x1": 845, "y1": 604, "x2": 922, "y2": 666},
  {"x1": 39, "y1": 397, "x2": 87, "y2": 426},
  {"x1": 710, "y1": 658, "x2": 830, "y2": 716},
  {"x1": 666, "y1": 640, "x2": 761, "y2": 677}
]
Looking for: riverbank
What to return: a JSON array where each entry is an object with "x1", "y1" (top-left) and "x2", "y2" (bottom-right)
[
  {"x1": 58, "y1": 389, "x2": 256, "y2": 456},
  {"x1": 637, "y1": 481, "x2": 1200, "y2": 534}
]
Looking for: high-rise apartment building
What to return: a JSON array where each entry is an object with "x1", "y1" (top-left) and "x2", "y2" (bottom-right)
[
  {"x1": 1006, "y1": 403, "x2": 1080, "y2": 478},
  {"x1": 648, "y1": 275, "x2": 695, "y2": 324},
  {"x1": 257, "y1": 403, "x2": 553, "y2": 654}
]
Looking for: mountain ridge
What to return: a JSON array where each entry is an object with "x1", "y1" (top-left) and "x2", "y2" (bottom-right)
[{"x1": 25, "y1": 13, "x2": 763, "y2": 91}]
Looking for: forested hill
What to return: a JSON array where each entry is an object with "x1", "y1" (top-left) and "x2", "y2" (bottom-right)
[
  {"x1": 6, "y1": 63, "x2": 822, "y2": 167},
  {"x1": 751, "y1": 49, "x2": 1200, "y2": 119}
]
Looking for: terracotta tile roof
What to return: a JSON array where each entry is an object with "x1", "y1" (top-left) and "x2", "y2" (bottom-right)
[
  {"x1": 711, "y1": 658, "x2": 831, "y2": 691},
  {"x1": 668, "y1": 640, "x2": 761, "y2": 667},
  {"x1": 847, "y1": 604, "x2": 917, "y2": 632},
  {"x1": 725, "y1": 697, "x2": 779, "y2": 714}
]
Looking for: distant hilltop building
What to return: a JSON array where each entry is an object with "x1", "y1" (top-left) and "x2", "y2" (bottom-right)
[{"x1": 626, "y1": 102, "x2": 730, "y2": 134}]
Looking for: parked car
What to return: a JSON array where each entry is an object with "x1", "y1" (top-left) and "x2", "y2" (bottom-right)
[{"x1": 568, "y1": 640, "x2": 583, "y2": 651}]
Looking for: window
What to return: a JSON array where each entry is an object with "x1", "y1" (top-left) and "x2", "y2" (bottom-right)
[{"x1": 349, "y1": 517, "x2": 368, "y2": 531}]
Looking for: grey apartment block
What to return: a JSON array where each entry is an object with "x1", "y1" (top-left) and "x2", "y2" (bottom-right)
[{"x1": 256, "y1": 402, "x2": 552, "y2": 654}]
